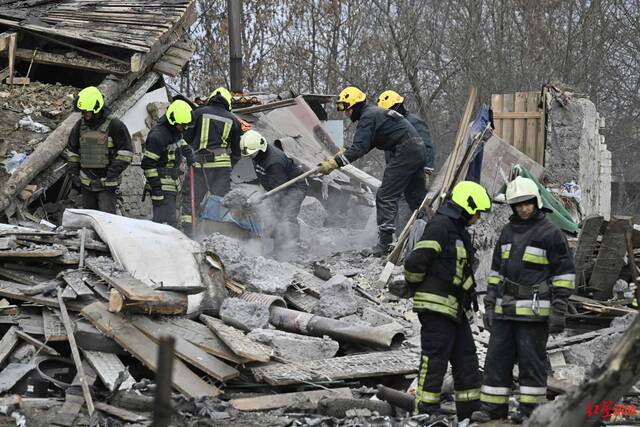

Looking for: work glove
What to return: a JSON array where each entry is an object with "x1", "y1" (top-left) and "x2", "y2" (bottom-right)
[
  {"x1": 483, "y1": 297, "x2": 495, "y2": 332},
  {"x1": 318, "y1": 158, "x2": 339, "y2": 175},
  {"x1": 548, "y1": 312, "x2": 565, "y2": 334},
  {"x1": 184, "y1": 149, "x2": 196, "y2": 167},
  {"x1": 388, "y1": 278, "x2": 413, "y2": 299},
  {"x1": 70, "y1": 174, "x2": 81, "y2": 189}
]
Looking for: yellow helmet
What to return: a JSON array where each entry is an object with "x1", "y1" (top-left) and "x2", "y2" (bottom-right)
[
  {"x1": 336, "y1": 86, "x2": 366, "y2": 111},
  {"x1": 377, "y1": 90, "x2": 404, "y2": 109},
  {"x1": 209, "y1": 86, "x2": 233, "y2": 111},
  {"x1": 76, "y1": 86, "x2": 104, "y2": 113},
  {"x1": 240, "y1": 130, "x2": 267, "y2": 156},
  {"x1": 166, "y1": 100, "x2": 193, "y2": 126},
  {"x1": 451, "y1": 181, "x2": 492, "y2": 215},
  {"x1": 505, "y1": 176, "x2": 543, "y2": 208}
]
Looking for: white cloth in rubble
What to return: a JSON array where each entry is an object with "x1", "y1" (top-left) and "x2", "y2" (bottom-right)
[{"x1": 62, "y1": 209, "x2": 205, "y2": 312}]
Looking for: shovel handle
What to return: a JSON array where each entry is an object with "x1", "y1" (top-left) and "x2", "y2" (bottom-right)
[
  {"x1": 257, "y1": 166, "x2": 320, "y2": 202},
  {"x1": 189, "y1": 166, "x2": 196, "y2": 232}
]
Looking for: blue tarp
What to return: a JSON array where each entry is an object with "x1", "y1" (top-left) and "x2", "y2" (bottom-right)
[{"x1": 200, "y1": 195, "x2": 262, "y2": 236}]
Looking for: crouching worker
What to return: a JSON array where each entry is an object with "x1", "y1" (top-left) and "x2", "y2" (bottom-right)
[
  {"x1": 240, "y1": 130, "x2": 308, "y2": 255},
  {"x1": 472, "y1": 176, "x2": 575, "y2": 424},
  {"x1": 141, "y1": 100, "x2": 195, "y2": 227},
  {"x1": 399, "y1": 181, "x2": 491, "y2": 421}
]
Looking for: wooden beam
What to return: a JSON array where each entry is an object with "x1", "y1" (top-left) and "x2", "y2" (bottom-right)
[
  {"x1": 81, "y1": 350, "x2": 136, "y2": 392},
  {"x1": 0, "y1": 326, "x2": 19, "y2": 365},
  {"x1": 94, "y1": 402, "x2": 148, "y2": 423},
  {"x1": 82, "y1": 302, "x2": 220, "y2": 398},
  {"x1": 230, "y1": 388, "x2": 353, "y2": 411},
  {"x1": 492, "y1": 111, "x2": 544, "y2": 119},
  {"x1": 42, "y1": 308, "x2": 68, "y2": 342},
  {"x1": 200, "y1": 314, "x2": 271, "y2": 363},
  {"x1": 57, "y1": 293, "x2": 94, "y2": 415},
  {"x1": 8, "y1": 47, "x2": 128, "y2": 75},
  {"x1": 15, "y1": 330, "x2": 59, "y2": 356}
]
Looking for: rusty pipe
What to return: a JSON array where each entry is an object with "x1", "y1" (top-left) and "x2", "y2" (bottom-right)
[{"x1": 269, "y1": 306, "x2": 404, "y2": 349}]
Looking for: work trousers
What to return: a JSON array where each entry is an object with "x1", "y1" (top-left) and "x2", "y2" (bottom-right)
[
  {"x1": 377, "y1": 137, "x2": 427, "y2": 233},
  {"x1": 479, "y1": 319, "x2": 549, "y2": 418},
  {"x1": 152, "y1": 191, "x2": 177, "y2": 228},
  {"x1": 272, "y1": 185, "x2": 307, "y2": 255},
  {"x1": 81, "y1": 188, "x2": 117, "y2": 214},
  {"x1": 181, "y1": 166, "x2": 231, "y2": 225},
  {"x1": 416, "y1": 311, "x2": 481, "y2": 420}
]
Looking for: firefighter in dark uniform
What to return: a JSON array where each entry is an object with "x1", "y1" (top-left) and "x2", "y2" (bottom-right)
[
  {"x1": 471, "y1": 176, "x2": 575, "y2": 424},
  {"x1": 400, "y1": 181, "x2": 491, "y2": 421},
  {"x1": 141, "y1": 100, "x2": 195, "y2": 227},
  {"x1": 66, "y1": 86, "x2": 133, "y2": 214},
  {"x1": 181, "y1": 86, "x2": 242, "y2": 228},
  {"x1": 377, "y1": 90, "x2": 435, "y2": 175},
  {"x1": 240, "y1": 130, "x2": 308, "y2": 254},
  {"x1": 319, "y1": 86, "x2": 427, "y2": 256}
]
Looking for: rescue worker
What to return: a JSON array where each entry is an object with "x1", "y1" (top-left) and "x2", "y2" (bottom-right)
[
  {"x1": 141, "y1": 100, "x2": 195, "y2": 227},
  {"x1": 66, "y1": 86, "x2": 133, "y2": 214},
  {"x1": 319, "y1": 86, "x2": 427, "y2": 256},
  {"x1": 400, "y1": 181, "x2": 491, "y2": 421},
  {"x1": 472, "y1": 176, "x2": 575, "y2": 424},
  {"x1": 240, "y1": 130, "x2": 308, "y2": 255},
  {"x1": 377, "y1": 90, "x2": 435, "y2": 175},
  {"x1": 181, "y1": 86, "x2": 242, "y2": 228}
]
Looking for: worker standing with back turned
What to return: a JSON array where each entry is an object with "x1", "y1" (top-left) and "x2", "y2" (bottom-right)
[
  {"x1": 319, "y1": 86, "x2": 427, "y2": 256},
  {"x1": 400, "y1": 181, "x2": 491, "y2": 422},
  {"x1": 472, "y1": 176, "x2": 575, "y2": 424},
  {"x1": 141, "y1": 100, "x2": 195, "y2": 228},
  {"x1": 65, "y1": 86, "x2": 133, "y2": 214}
]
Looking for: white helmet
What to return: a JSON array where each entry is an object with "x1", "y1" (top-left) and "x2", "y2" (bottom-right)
[
  {"x1": 505, "y1": 176, "x2": 543, "y2": 208},
  {"x1": 240, "y1": 130, "x2": 267, "y2": 157}
]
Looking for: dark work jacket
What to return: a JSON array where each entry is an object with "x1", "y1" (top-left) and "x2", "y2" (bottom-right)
[
  {"x1": 141, "y1": 118, "x2": 193, "y2": 195},
  {"x1": 404, "y1": 201, "x2": 476, "y2": 323},
  {"x1": 407, "y1": 113, "x2": 434, "y2": 169},
  {"x1": 486, "y1": 211, "x2": 575, "y2": 322},
  {"x1": 66, "y1": 110, "x2": 132, "y2": 188},
  {"x1": 334, "y1": 103, "x2": 419, "y2": 167},
  {"x1": 252, "y1": 145, "x2": 307, "y2": 192},
  {"x1": 183, "y1": 100, "x2": 241, "y2": 163}
]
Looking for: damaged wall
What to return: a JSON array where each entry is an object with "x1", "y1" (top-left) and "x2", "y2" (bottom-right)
[{"x1": 546, "y1": 95, "x2": 611, "y2": 220}]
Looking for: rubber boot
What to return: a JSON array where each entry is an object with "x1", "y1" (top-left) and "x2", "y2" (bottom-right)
[
  {"x1": 470, "y1": 410, "x2": 493, "y2": 423},
  {"x1": 370, "y1": 230, "x2": 394, "y2": 257}
]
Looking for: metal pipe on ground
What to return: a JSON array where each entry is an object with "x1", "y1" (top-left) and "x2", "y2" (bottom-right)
[
  {"x1": 269, "y1": 306, "x2": 405, "y2": 349},
  {"x1": 152, "y1": 335, "x2": 175, "y2": 427},
  {"x1": 376, "y1": 384, "x2": 415, "y2": 412}
]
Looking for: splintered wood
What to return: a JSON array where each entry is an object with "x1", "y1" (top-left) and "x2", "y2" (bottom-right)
[
  {"x1": 200, "y1": 315, "x2": 271, "y2": 363},
  {"x1": 81, "y1": 350, "x2": 136, "y2": 392},
  {"x1": 82, "y1": 302, "x2": 220, "y2": 398},
  {"x1": 42, "y1": 308, "x2": 67, "y2": 342},
  {"x1": 251, "y1": 349, "x2": 419, "y2": 386}
]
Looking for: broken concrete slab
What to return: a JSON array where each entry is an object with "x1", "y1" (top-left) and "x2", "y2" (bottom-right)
[
  {"x1": 247, "y1": 329, "x2": 339, "y2": 362},
  {"x1": 312, "y1": 276, "x2": 358, "y2": 319},
  {"x1": 219, "y1": 298, "x2": 270, "y2": 332},
  {"x1": 230, "y1": 387, "x2": 352, "y2": 411}
]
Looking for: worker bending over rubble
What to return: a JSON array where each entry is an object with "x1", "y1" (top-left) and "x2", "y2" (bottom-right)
[
  {"x1": 141, "y1": 100, "x2": 195, "y2": 228},
  {"x1": 319, "y1": 86, "x2": 427, "y2": 256},
  {"x1": 240, "y1": 130, "x2": 308, "y2": 255},
  {"x1": 181, "y1": 86, "x2": 242, "y2": 230},
  {"x1": 65, "y1": 86, "x2": 133, "y2": 214},
  {"x1": 377, "y1": 90, "x2": 435, "y2": 180},
  {"x1": 398, "y1": 181, "x2": 491, "y2": 421},
  {"x1": 472, "y1": 177, "x2": 575, "y2": 424}
]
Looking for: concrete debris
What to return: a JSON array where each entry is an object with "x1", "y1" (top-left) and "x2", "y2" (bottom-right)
[
  {"x1": 247, "y1": 329, "x2": 339, "y2": 361},
  {"x1": 299, "y1": 197, "x2": 328, "y2": 228},
  {"x1": 312, "y1": 276, "x2": 358, "y2": 319},
  {"x1": 219, "y1": 297, "x2": 270, "y2": 331}
]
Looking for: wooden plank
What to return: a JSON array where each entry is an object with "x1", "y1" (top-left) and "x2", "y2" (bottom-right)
[
  {"x1": 230, "y1": 387, "x2": 353, "y2": 411},
  {"x1": 251, "y1": 349, "x2": 418, "y2": 386},
  {"x1": 536, "y1": 87, "x2": 547, "y2": 165},
  {"x1": 575, "y1": 218, "x2": 603, "y2": 287},
  {"x1": 85, "y1": 258, "x2": 160, "y2": 302},
  {"x1": 513, "y1": 92, "x2": 527, "y2": 154},
  {"x1": 501, "y1": 93, "x2": 514, "y2": 146},
  {"x1": 15, "y1": 330, "x2": 59, "y2": 356},
  {"x1": 0, "y1": 248, "x2": 64, "y2": 258},
  {"x1": 61, "y1": 285, "x2": 77, "y2": 300},
  {"x1": 525, "y1": 92, "x2": 540, "y2": 161},
  {"x1": 132, "y1": 316, "x2": 240, "y2": 382},
  {"x1": 491, "y1": 94, "x2": 503, "y2": 137},
  {"x1": 61, "y1": 270, "x2": 94, "y2": 298},
  {"x1": 42, "y1": 308, "x2": 67, "y2": 342},
  {"x1": 0, "y1": 362, "x2": 35, "y2": 393},
  {"x1": 82, "y1": 302, "x2": 220, "y2": 398},
  {"x1": 200, "y1": 315, "x2": 271, "y2": 363},
  {"x1": 81, "y1": 350, "x2": 136, "y2": 392},
  {"x1": 547, "y1": 323, "x2": 627, "y2": 350},
  {"x1": 0, "y1": 326, "x2": 19, "y2": 365},
  {"x1": 492, "y1": 111, "x2": 544, "y2": 119},
  {"x1": 154, "y1": 318, "x2": 244, "y2": 364},
  {"x1": 50, "y1": 362, "x2": 97, "y2": 427},
  {"x1": 589, "y1": 217, "x2": 631, "y2": 299},
  {"x1": 0, "y1": 280, "x2": 83, "y2": 311},
  {"x1": 94, "y1": 402, "x2": 148, "y2": 423}
]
